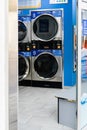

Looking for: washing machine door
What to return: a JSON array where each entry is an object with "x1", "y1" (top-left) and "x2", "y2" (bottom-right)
[
  {"x1": 18, "y1": 21, "x2": 27, "y2": 42},
  {"x1": 33, "y1": 14, "x2": 58, "y2": 41},
  {"x1": 18, "y1": 54, "x2": 30, "y2": 81},
  {"x1": 34, "y1": 53, "x2": 58, "y2": 79}
]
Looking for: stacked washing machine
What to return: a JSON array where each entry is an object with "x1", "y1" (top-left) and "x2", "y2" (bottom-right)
[
  {"x1": 31, "y1": 9, "x2": 63, "y2": 88},
  {"x1": 18, "y1": 13, "x2": 32, "y2": 86}
]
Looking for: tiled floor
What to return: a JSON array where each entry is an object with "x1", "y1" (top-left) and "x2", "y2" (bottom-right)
[{"x1": 18, "y1": 87, "x2": 74, "y2": 130}]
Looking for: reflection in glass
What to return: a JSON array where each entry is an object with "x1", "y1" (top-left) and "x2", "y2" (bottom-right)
[{"x1": 81, "y1": 10, "x2": 87, "y2": 129}]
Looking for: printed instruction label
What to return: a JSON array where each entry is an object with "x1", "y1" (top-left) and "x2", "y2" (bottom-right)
[
  {"x1": 50, "y1": 0, "x2": 68, "y2": 4},
  {"x1": 18, "y1": 0, "x2": 41, "y2": 9}
]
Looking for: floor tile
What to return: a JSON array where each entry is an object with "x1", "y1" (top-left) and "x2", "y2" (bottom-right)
[{"x1": 18, "y1": 87, "x2": 74, "y2": 130}]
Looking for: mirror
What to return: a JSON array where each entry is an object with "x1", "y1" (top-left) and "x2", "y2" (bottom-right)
[{"x1": 77, "y1": 1, "x2": 87, "y2": 129}]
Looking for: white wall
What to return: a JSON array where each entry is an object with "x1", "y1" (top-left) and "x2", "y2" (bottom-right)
[
  {"x1": 8, "y1": 12, "x2": 18, "y2": 130},
  {"x1": 0, "y1": 0, "x2": 8, "y2": 130},
  {"x1": 0, "y1": 0, "x2": 18, "y2": 130}
]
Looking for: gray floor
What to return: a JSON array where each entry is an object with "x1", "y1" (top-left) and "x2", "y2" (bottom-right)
[{"x1": 18, "y1": 87, "x2": 74, "y2": 130}]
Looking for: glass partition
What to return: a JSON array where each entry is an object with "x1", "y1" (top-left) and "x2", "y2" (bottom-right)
[
  {"x1": 77, "y1": 1, "x2": 87, "y2": 130},
  {"x1": 81, "y1": 9, "x2": 87, "y2": 129}
]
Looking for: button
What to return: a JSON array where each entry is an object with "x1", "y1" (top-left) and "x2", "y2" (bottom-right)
[
  {"x1": 33, "y1": 45, "x2": 36, "y2": 49},
  {"x1": 57, "y1": 46, "x2": 60, "y2": 49},
  {"x1": 27, "y1": 48, "x2": 30, "y2": 51}
]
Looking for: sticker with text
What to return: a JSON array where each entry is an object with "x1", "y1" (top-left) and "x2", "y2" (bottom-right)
[{"x1": 50, "y1": 0, "x2": 68, "y2": 4}]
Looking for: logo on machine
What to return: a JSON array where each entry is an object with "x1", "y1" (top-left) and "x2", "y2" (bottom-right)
[
  {"x1": 81, "y1": 93, "x2": 87, "y2": 105},
  {"x1": 50, "y1": 0, "x2": 68, "y2": 4}
]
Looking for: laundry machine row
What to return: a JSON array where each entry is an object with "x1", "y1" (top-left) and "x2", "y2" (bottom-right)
[
  {"x1": 18, "y1": 42, "x2": 32, "y2": 86},
  {"x1": 18, "y1": 9, "x2": 63, "y2": 88},
  {"x1": 18, "y1": 14, "x2": 32, "y2": 86},
  {"x1": 18, "y1": 15, "x2": 31, "y2": 43}
]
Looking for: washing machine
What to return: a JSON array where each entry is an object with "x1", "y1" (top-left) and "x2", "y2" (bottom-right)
[
  {"x1": 18, "y1": 42, "x2": 32, "y2": 86},
  {"x1": 31, "y1": 9, "x2": 63, "y2": 41},
  {"x1": 18, "y1": 16, "x2": 31, "y2": 43},
  {"x1": 31, "y1": 41, "x2": 62, "y2": 88}
]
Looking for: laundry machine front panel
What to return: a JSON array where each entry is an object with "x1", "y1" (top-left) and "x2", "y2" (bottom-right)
[
  {"x1": 18, "y1": 16, "x2": 31, "y2": 43},
  {"x1": 31, "y1": 9, "x2": 63, "y2": 41},
  {"x1": 31, "y1": 40, "x2": 62, "y2": 83},
  {"x1": 18, "y1": 51, "x2": 31, "y2": 81},
  {"x1": 34, "y1": 53, "x2": 58, "y2": 79},
  {"x1": 18, "y1": 43, "x2": 31, "y2": 82},
  {"x1": 33, "y1": 52, "x2": 62, "y2": 82},
  {"x1": 18, "y1": 53, "x2": 30, "y2": 81},
  {"x1": 18, "y1": 20, "x2": 27, "y2": 42}
]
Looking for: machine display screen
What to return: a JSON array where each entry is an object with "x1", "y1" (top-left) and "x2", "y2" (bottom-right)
[{"x1": 39, "y1": 19, "x2": 49, "y2": 33}]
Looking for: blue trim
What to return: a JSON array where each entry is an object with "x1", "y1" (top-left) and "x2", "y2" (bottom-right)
[
  {"x1": 18, "y1": 9, "x2": 30, "y2": 16},
  {"x1": 31, "y1": 50, "x2": 62, "y2": 56},
  {"x1": 72, "y1": 0, "x2": 76, "y2": 25},
  {"x1": 19, "y1": 52, "x2": 31, "y2": 57},
  {"x1": 18, "y1": 16, "x2": 31, "y2": 22},
  {"x1": 31, "y1": 10, "x2": 62, "y2": 19}
]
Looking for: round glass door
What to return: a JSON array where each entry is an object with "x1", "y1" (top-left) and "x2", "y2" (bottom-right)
[
  {"x1": 18, "y1": 55, "x2": 29, "y2": 81},
  {"x1": 33, "y1": 15, "x2": 58, "y2": 41},
  {"x1": 18, "y1": 21, "x2": 27, "y2": 41},
  {"x1": 34, "y1": 53, "x2": 58, "y2": 79}
]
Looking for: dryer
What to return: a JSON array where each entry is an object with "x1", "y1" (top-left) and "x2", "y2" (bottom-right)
[
  {"x1": 18, "y1": 42, "x2": 31, "y2": 86},
  {"x1": 18, "y1": 16, "x2": 31, "y2": 43},
  {"x1": 31, "y1": 9, "x2": 63, "y2": 41},
  {"x1": 31, "y1": 41, "x2": 62, "y2": 88}
]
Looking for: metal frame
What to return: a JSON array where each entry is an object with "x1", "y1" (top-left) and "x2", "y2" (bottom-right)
[
  {"x1": 33, "y1": 51, "x2": 60, "y2": 80},
  {"x1": 32, "y1": 13, "x2": 59, "y2": 42},
  {"x1": 31, "y1": 8, "x2": 63, "y2": 42}
]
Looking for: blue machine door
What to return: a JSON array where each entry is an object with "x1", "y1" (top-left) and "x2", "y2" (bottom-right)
[{"x1": 34, "y1": 52, "x2": 58, "y2": 79}]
